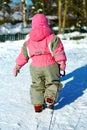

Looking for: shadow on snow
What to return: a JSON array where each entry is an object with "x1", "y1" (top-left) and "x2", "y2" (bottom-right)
[{"x1": 55, "y1": 65, "x2": 87, "y2": 110}]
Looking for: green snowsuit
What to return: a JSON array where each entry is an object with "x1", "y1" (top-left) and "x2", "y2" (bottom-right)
[{"x1": 30, "y1": 63, "x2": 63, "y2": 105}]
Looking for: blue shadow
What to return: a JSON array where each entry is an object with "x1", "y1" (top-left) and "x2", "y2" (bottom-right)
[{"x1": 54, "y1": 65, "x2": 87, "y2": 110}]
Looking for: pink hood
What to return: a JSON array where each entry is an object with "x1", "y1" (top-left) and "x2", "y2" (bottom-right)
[{"x1": 30, "y1": 14, "x2": 52, "y2": 41}]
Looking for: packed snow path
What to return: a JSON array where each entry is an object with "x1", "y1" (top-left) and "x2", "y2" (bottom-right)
[{"x1": 0, "y1": 33, "x2": 87, "y2": 130}]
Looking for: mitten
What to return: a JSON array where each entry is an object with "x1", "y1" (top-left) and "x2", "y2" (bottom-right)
[
  {"x1": 13, "y1": 65, "x2": 22, "y2": 77},
  {"x1": 59, "y1": 61, "x2": 66, "y2": 71}
]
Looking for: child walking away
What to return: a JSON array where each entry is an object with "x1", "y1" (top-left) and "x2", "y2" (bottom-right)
[{"x1": 13, "y1": 14, "x2": 67, "y2": 113}]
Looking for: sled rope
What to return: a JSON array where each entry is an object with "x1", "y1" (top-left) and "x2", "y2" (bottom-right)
[
  {"x1": 48, "y1": 109, "x2": 54, "y2": 130},
  {"x1": 48, "y1": 70, "x2": 65, "y2": 130}
]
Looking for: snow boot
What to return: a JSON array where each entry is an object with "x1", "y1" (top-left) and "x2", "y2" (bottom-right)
[
  {"x1": 46, "y1": 98, "x2": 54, "y2": 109},
  {"x1": 34, "y1": 105, "x2": 44, "y2": 113}
]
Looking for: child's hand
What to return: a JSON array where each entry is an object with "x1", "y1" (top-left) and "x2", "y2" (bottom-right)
[
  {"x1": 13, "y1": 65, "x2": 21, "y2": 77},
  {"x1": 59, "y1": 61, "x2": 66, "y2": 71}
]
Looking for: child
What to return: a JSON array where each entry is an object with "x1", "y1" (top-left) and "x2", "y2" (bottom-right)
[{"x1": 13, "y1": 14, "x2": 67, "y2": 112}]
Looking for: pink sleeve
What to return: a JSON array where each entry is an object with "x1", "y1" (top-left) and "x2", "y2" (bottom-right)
[
  {"x1": 16, "y1": 47, "x2": 29, "y2": 66},
  {"x1": 52, "y1": 40, "x2": 67, "y2": 63}
]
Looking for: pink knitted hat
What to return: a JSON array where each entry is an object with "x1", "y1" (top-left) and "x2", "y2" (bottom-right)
[{"x1": 32, "y1": 14, "x2": 49, "y2": 28}]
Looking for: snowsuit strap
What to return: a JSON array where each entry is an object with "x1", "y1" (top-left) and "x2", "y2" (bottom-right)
[
  {"x1": 23, "y1": 43, "x2": 29, "y2": 58},
  {"x1": 49, "y1": 36, "x2": 67, "y2": 63},
  {"x1": 49, "y1": 37, "x2": 60, "y2": 52}
]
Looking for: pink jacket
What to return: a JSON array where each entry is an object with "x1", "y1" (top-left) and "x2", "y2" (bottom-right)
[{"x1": 16, "y1": 14, "x2": 67, "y2": 67}]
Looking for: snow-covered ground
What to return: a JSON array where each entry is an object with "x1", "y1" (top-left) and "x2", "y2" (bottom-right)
[
  {"x1": 0, "y1": 23, "x2": 31, "y2": 35},
  {"x1": 0, "y1": 32, "x2": 87, "y2": 130}
]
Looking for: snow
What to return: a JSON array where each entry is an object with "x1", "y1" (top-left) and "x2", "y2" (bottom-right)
[
  {"x1": 0, "y1": 26, "x2": 87, "y2": 130},
  {"x1": 11, "y1": 12, "x2": 22, "y2": 21},
  {"x1": 0, "y1": 23, "x2": 31, "y2": 35}
]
